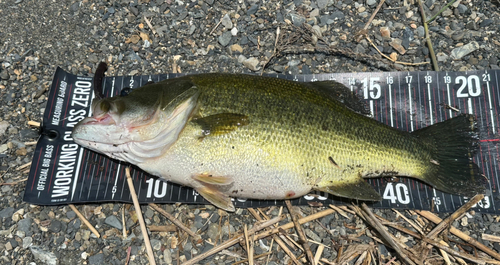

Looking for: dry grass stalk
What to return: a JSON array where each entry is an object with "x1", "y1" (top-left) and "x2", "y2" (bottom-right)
[
  {"x1": 363, "y1": 0, "x2": 386, "y2": 30},
  {"x1": 416, "y1": 0, "x2": 439, "y2": 70},
  {"x1": 336, "y1": 245, "x2": 375, "y2": 265},
  {"x1": 314, "y1": 244, "x2": 325, "y2": 265},
  {"x1": 353, "y1": 250, "x2": 368, "y2": 265},
  {"x1": 125, "y1": 167, "x2": 156, "y2": 265},
  {"x1": 329, "y1": 204, "x2": 351, "y2": 220},
  {"x1": 143, "y1": 15, "x2": 157, "y2": 35},
  {"x1": 148, "y1": 225, "x2": 177, "y2": 232},
  {"x1": 184, "y1": 215, "x2": 284, "y2": 265},
  {"x1": 354, "y1": 203, "x2": 418, "y2": 265},
  {"x1": 243, "y1": 224, "x2": 254, "y2": 265},
  {"x1": 250, "y1": 208, "x2": 335, "y2": 244},
  {"x1": 393, "y1": 209, "x2": 424, "y2": 235},
  {"x1": 406, "y1": 210, "x2": 427, "y2": 228},
  {"x1": 320, "y1": 257, "x2": 336, "y2": 265},
  {"x1": 416, "y1": 210, "x2": 500, "y2": 261},
  {"x1": 122, "y1": 206, "x2": 127, "y2": 238},
  {"x1": 149, "y1": 203, "x2": 200, "y2": 240},
  {"x1": 421, "y1": 237, "x2": 491, "y2": 264},
  {"x1": 375, "y1": 212, "x2": 494, "y2": 264},
  {"x1": 15, "y1": 162, "x2": 31, "y2": 171},
  {"x1": 220, "y1": 249, "x2": 243, "y2": 259},
  {"x1": 232, "y1": 252, "x2": 273, "y2": 265},
  {"x1": 248, "y1": 208, "x2": 302, "y2": 265},
  {"x1": 27, "y1": 120, "x2": 40, "y2": 127},
  {"x1": 426, "y1": 194, "x2": 484, "y2": 240},
  {"x1": 438, "y1": 240, "x2": 452, "y2": 265},
  {"x1": 209, "y1": 15, "x2": 224, "y2": 35},
  {"x1": 482, "y1": 233, "x2": 500, "y2": 243},
  {"x1": 285, "y1": 200, "x2": 316, "y2": 265},
  {"x1": 69, "y1": 204, "x2": 101, "y2": 238},
  {"x1": 383, "y1": 256, "x2": 397, "y2": 265},
  {"x1": 338, "y1": 205, "x2": 356, "y2": 215},
  {"x1": 0, "y1": 178, "x2": 28, "y2": 186}
]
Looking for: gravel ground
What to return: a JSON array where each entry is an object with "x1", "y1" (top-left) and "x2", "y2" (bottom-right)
[{"x1": 1, "y1": 0, "x2": 500, "y2": 264}]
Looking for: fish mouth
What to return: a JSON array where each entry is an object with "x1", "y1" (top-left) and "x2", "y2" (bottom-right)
[
  {"x1": 80, "y1": 113, "x2": 116, "y2": 126},
  {"x1": 72, "y1": 116, "x2": 125, "y2": 145}
]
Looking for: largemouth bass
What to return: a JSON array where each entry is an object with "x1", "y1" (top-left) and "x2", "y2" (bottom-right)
[{"x1": 72, "y1": 73, "x2": 485, "y2": 211}]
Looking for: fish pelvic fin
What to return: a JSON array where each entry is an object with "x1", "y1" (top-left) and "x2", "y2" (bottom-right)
[
  {"x1": 316, "y1": 175, "x2": 381, "y2": 201},
  {"x1": 411, "y1": 114, "x2": 486, "y2": 197},
  {"x1": 196, "y1": 186, "x2": 235, "y2": 212}
]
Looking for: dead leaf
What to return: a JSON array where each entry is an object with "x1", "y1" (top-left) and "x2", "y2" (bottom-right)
[
  {"x1": 139, "y1": 32, "x2": 150, "y2": 42},
  {"x1": 390, "y1": 52, "x2": 398, "y2": 61},
  {"x1": 170, "y1": 236, "x2": 178, "y2": 249},
  {"x1": 126, "y1": 35, "x2": 141, "y2": 44}
]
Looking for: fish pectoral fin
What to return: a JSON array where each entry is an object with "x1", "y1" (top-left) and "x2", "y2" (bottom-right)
[
  {"x1": 317, "y1": 177, "x2": 381, "y2": 201},
  {"x1": 192, "y1": 113, "x2": 249, "y2": 137},
  {"x1": 193, "y1": 174, "x2": 233, "y2": 185},
  {"x1": 196, "y1": 186, "x2": 235, "y2": 212}
]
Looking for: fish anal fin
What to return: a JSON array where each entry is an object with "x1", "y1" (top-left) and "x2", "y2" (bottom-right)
[
  {"x1": 192, "y1": 113, "x2": 249, "y2": 138},
  {"x1": 317, "y1": 177, "x2": 381, "y2": 201},
  {"x1": 193, "y1": 174, "x2": 233, "y2": 185},
  {"x1": 196, "y1": 186, "x2": 235, "y2": 212}
]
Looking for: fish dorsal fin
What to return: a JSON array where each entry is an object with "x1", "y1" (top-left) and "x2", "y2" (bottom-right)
[
  {"x1": 307, "y1": 81, "x2": 370, "y2": 116},
  {"x1": 316, "y1": 174, "x2": 381, "y2": 201},
  {"x1": 192, "y1": 113, "x2": 249, "y2": 138}
]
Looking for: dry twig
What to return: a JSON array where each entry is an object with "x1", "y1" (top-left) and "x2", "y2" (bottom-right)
[
  {"x1": 148, "y1": 225, "x2": 177, "y2": 232},
  {"x1": 209, "y1": 15, "x2": 224, "y2": 35},
  {"x1": 244, "y1": 225, "x2": 254, "y2": 265},
  {"x1": 482, "y1": 233, "x2": 500, "y2": 243},
  {"x1": 252, "y1": 208, "x2": 335, "y2": 241},
  {"x1": 417, "y1": 0, "x2": 439, "y2": 70},
  {"x1": 69, "y1": 204, "x2": 101, "y2": 238},
  {"x1": 28, "y1": 120, "x2": 40, "y2": 127},
  {"x1": 314, "y1": 244, "x2": 325, "y2": 265},
  {"x1": 143, "y1": 15, "x2": 157, "y2": 35},
  {"x1": 426, "y1": 194, "x2": 484, "y2": 239},
  {"x1": 248, "y1": 208, "x2": 301, "y2": 265},
  {"x1": 122, "y1": 206, "x2": 127, "y2": 238},
  {"x1": 184, "y1": 215, "x2": 284, "y2": 265},
  {"x1": 355, "y1": 203, "x2": 418, "y2": 265},
  {"x1": 285, "y1": 200, "x2": 315, "y2": 265},
  {"x1": 125, "y1": 167, "x2": 156, "y2": 265},
  {"x1": 329, "y1": 204, "x2": 351, "y2": 220},
  {"x1": 0, "y1": 178, "x2": 27, "y2": 186},
  {"x1": 16, "y1": 162, "x2": 31, "y2": 171},
  {"x1": 232, "y1": 252, "x2": 273, "y2": 265},
  {"x1": 150, "y1": 203, "x2": 200, "y2": 240},
  {"x1": 363, "y1": 0, "x2": 386, "y2": 30},
  {"x1": 416, "y1": 209, "x2": 500, "y2": 261}
]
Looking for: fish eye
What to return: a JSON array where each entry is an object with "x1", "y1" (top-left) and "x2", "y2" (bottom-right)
[{"x1": 120, "y1": 87, "x2": 131, "y2": 97}]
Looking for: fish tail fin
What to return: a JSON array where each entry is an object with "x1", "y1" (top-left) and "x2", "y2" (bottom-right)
[{"x1": 411, "y1": 114, "x2": 486, "y2": 197}]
